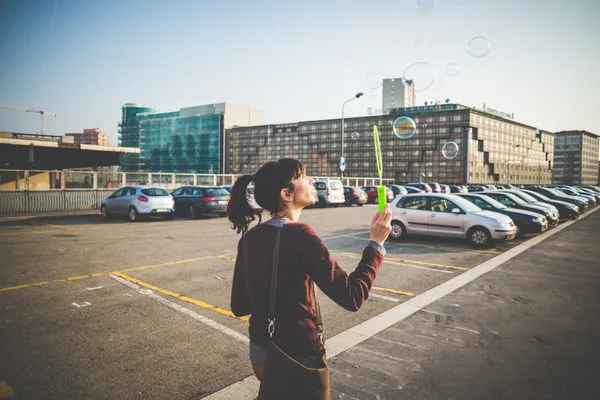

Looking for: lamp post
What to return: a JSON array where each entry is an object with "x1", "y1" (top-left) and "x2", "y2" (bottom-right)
[{"x1": 341, "y1": 92, "x2": 364, "y2": 180}]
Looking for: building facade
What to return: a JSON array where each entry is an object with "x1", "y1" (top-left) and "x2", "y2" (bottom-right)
[
  {"x1": 225, "y1": 104, "x2": 554, "y2": 185},
  {"x1": 381, "y1": 78, "x2": 415, "y2": 113},
  {"x1": 118, "y1": 102, "x2": 263, "y2": 173},
  {"x1": 553, "y1": 130, "x2": 600, "y2": 185},
  {"x1": 65, "y1": 128, "x2": 110, "y2": 146}
]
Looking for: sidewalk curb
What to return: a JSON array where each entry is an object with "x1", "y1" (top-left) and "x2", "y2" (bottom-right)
[{"x1": 0, "y1": 211, "x2": 99, "y2": 222}]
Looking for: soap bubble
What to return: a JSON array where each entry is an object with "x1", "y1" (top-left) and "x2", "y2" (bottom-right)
[
  {"x1": 393, "y1": 116, "x2": 417, "y2": 140},
  {"x1": 416, "y1": 0, "x2": 436, "y2": 16},
  {"x1": 370, "y1": 88, "x2": 379, "y2": 97},
  {"x1": 351, "y1": 132, "x2": 359, "y2": 140},
  {"x1": 442, "y1": 141, "x2": 459, "y2": 159},
  {"x1": 468, "y1": 36, "x2": 491, "y2": 58},
  {"x1": 421, "y1": 124, "x2": 428, "y2": 128},
  {"x1": 402, "y1": 62, "x2": 436, "y2": 92},
  {"x1": 445, "y1": 63, "x2": 459, "y2": 77},
  {"x1": 365, "y1": 71, "x2": 382, "y2": 89}
]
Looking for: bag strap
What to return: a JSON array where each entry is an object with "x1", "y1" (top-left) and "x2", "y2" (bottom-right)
[{"x1": 267, "y1": 226, "x2": 324, "y2": 344}]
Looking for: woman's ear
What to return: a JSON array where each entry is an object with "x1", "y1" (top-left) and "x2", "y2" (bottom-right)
[{"x1": 280, "y1": 188, "x2": 293, "y2": 203}]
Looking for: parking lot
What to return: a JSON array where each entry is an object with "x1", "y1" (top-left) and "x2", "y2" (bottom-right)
[{"x1": 0, "y1": 204, "x2": 597, "y2": 399}]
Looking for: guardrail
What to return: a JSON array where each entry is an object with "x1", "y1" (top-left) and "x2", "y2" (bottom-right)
[{"x1": 0, "y1": 189, "x2": 114, "y2": 214}]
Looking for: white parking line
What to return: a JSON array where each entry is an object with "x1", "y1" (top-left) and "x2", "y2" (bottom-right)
[
  {"x1": 368, "y1": 292, "x2": 400, "y2": 303},
  {"x1": 331, "y1": 251, "x2": 455, "y2": 274},
  {"x1": 205, "y1": 207, "x2": 598, "y2": 400},
  {"x1": 109, "y1": 274, "x2": 249, "y2": 344}
]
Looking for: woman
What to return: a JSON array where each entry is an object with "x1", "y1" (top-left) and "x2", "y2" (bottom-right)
[{"x1": 228, "y1": 159, "x2": 391, "y2": 394}]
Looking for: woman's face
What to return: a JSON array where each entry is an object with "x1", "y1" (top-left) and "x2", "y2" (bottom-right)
[{"x1": 290, "y1": 174, "x2": 317, "y2": 208}]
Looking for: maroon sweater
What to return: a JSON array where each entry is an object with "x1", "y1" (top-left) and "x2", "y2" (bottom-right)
[{"x1": 231, "y1": 222, "x2": 384, "y2": 360}]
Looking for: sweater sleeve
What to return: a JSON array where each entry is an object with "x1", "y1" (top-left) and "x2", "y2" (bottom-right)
[
  {"x1": 231, "y1": 237, "x2": 252, "y2": 317},
  {"x1": 299, "y1": 225, "x2": 384, "y2": 312}
]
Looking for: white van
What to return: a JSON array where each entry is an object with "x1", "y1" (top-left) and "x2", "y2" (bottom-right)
[{"x1": 313, "y1": 180, "x2": 345, "y2": 207}]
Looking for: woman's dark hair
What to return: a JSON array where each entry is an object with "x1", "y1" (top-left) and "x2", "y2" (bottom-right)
[{"x1": 228, "y1": 158, "x2": 306, "y2": 234}]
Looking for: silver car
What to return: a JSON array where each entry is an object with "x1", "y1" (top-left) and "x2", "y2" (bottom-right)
[
  {"x1": 101, "y1": 186, "x2": 175, "y2": 222},
  {"x1": 389, "y1": 193, "x2": 516, "y2": 248}
]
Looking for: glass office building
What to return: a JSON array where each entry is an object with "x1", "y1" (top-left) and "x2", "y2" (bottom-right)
[
  {"x1": 118, "y1": 104, "x2": 222, "y2": 173},
  {"x1": 225, "y1": 104, "x2": 555, "y2": 185},
  {"x1": 553, "y1": 130, "x2": 600, "y2": 185}
]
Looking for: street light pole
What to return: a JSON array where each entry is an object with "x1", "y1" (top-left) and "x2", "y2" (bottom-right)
[{"x1": 341, "y1": 92, "x2": 363, "y2": 180}]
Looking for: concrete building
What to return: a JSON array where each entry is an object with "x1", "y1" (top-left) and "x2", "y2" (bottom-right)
[
  {"x1": 65, "y1": 128, "x2": 110, "y2": 146},
  {"x1": 225, "y1": 103, "x2": 554, "y2": 185},
  {"x1": 553, "y1": 130, "x2": 600, "y2": 185},
  {"x1": 381, "y1": 78, "x2": 416, "y2": 113},
  {"x1": 118, "y1": 102, "x2": 263, "y2": 173}
]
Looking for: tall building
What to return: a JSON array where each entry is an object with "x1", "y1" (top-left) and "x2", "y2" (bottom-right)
[
  {"x1": 553, "y1": 130, "x2": 600, "y2": 185},
  {"x1": 225, "y1": 103, "x2": 554, "y2": 185},
  {"x1": 65, "y1": 128, "x2": 109, "y2": 146},
  {"x1": 118, "y1": 102, "x2": 263, "y2": 173},
  {"x1": 381, "y1": 78, "x2": 416, "y2": 113}
]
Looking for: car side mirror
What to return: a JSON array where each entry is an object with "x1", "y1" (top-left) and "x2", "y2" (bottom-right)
[{"x1": 451, "y1": 208, "x2": 461, "y2": 214}]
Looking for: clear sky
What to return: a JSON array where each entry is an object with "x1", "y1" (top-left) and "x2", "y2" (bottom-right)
[{"x1": 1, "y1": 0, "x2": 599, "y2": 147}]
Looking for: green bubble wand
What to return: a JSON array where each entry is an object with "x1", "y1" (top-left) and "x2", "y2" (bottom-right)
[{"x1": 373, "y1": 125, "x2": 386, "y2": 214}]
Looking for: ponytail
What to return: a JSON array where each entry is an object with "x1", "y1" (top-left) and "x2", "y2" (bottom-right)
[{"x1": 227, "y1": 174, "x2": 262, "y2": 234}]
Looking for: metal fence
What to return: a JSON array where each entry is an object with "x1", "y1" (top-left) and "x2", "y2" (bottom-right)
[{"x1": 0, "y1": 169, "x2": 392, "y2": 214}]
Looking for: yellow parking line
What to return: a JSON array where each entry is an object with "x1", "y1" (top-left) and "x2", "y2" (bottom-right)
[
  {"x1": 0, "y1": 380, "x2": 15, "y2": 398},
  {"x1": 384, "y1": 256, "x2": 468, "y2": 271},
  {"x1": 372, "y1": 286, "x2": 414, "y2": 297},
  {"x1": 120, "y1": 256, "x2": 218, "y2": 272},
  {"x1": 112, "y1": 272, "x2": 248, "y2": 322},
  {"x1": 66, "y1": 275, "x2": 90, "y2": 281},
  {"x1": 40, "y1": 223, "x2": 73, "y2": 230},
  {"x1": 0, "y1": 281, "x2": 50, "y2": 292},
  {"x1": 217, "y1": 255, "x2": 236, "y2": 262}
]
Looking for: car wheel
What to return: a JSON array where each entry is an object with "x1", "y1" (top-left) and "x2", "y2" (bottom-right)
[
  {"x1": 128, "y1": 207, "x2": 139, "y2": 222},
  {"x1": 390, "y1": 221, "x2": 406, "y2": 241},
  {"x1": 187, "y1": 205, "x2": 197, "y2": 219},
  {"x1": 101, "y1": 205, "x2": 108, "y2": 219},
  {"x1": 345, "y1": 199, "x2": 352, "y2": 206},
  {"x1": 514, "y1": 222, "x2": 523, "y2": 237},
  {"x1": 357, "y1": 203, "x2": 364, "y2": 207},
  {"x1": 333, "y1": 204, "x2": 341, "y2": 208},
  {"x1": 318, "y1": 197, "x2": 327, "y2": 208},
  {"x1": 467, "y1": 226, "x2": 492, "y2": 248}
]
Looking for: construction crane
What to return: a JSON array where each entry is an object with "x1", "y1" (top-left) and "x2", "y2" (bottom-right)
[{"x1": 0, "y1": 104, "x2": 57, "y2": 136}]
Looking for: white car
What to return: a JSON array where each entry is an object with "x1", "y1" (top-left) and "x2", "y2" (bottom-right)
[
  {"x1": 313, "y1": 179, "x2": 345, "y2": 207},
  {"x1": 389, "y1": 193, "x2": 517, "y2": 248},
  {"x1": 101, "y1": 186, "x2": 175, "y2": 222}
]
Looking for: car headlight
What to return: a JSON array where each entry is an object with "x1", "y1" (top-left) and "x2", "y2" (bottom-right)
[
  {"x1": 532, "y1": 217, "x2": 542, "y2": 223},
  {"x1": 496, "y1": 220, "x2": 509, "y2": 228}
]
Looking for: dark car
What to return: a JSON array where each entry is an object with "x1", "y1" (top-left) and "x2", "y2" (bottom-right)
[
  {"x1": 361, "y1": 186, "x2": 394, "y2": 204},
  {"x1": 425, "y1": 182, "x2": 442, "y2": 193},
  {"x1": 457, "y1": 193, "x2": 548, "y2": 236},
  {"x1": 172, "y1": 186, "x2": 230, "y2": 219},
  {"x1": 387, "y1": 184, "x2": 408, "y2": 197},
  {"x1": 403, "y1": 185, "x2": 425, "y2": 194},
  {"x1": 449, "y1": 185, "x2": 467, "y2": 193},
  {"x1": 404, "y1": 182, "x2": 433, "y2": 193},
  {"x1": 528, "y1": 187, "x2": 588, "y2": 212},
  {"x1": 556, "y1": 187, "x2": 597, "y2": 206},
  {"x1": 467, "y1": 185, "x2": 488, "y2": 192},
  {"x1": 521, "y1": 189, "x2": 580, "y2": 219},
  {"x1": 497, "y1": 190, "x2": 559, "y2": 226},
  {"x1": 480, "y1": 191, "x2": 556, "y2": 225},
  {"x1": 343, "y1": 186, "x2": 367, "y2": 206},
  {"x1": 566, "y1": 187, "x2": 600, "y2": 203}
]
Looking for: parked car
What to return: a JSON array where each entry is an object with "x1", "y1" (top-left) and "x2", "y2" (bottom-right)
[
  {"x1": 172, "y1": 186, "x2": 230, "y2": 218},
  {"x1": 497, "y1": 190, "x2": 560, "y2": 226},
  {"x1": 528, "y1": 187, "x2": 588, "y2": 212},
  {"x1": 314, "y1": 179, "x2": 345, "y2": 207},
  {"x1": 467, "y1": 185, "x2": 488, "y2": 192},
  {"x1": 101, "y1": 186, "x2": 175, "y2": 222},
  {"x1": 480, "y1": 191, "x2": 558, "y2": 226},
  {"x1": 555, "y1": 187, "x2": 597, "y2": 206},
  {"x1": 449, "y1": 185, "x2": 467, "y2": 193},
  {"x1": 426, "y1": 182, "x2": 442, "y2": 193},
  {"x1": 520, "y1": 189, "x2": 580, "y2": 220},
  {"x1": 222, "y1": 184, "x2": 261, "y2": 211},
  {"x1": 440, "y1": 184, "x2": 451, "y2": 194},
  {"x1": 457, "y1": 193, "x2": 548, "y2": 236},
  {"x1": 361, "y1": 185, "x2": 394, "y2": 204},
  {"x1": 403, "y1": 185, "x2": 425, "y2": 194},
  {"x1": 565, "y1": 187, "x2": 600, "y2": 203},
  {"x1": 343, "y1": 186, "x2": 367, "y2": 206},
  {"x1": 387, "y1": 184, "x2": 408, "y2": 198},
  {"x1": 404, "y1": 182, "x2": 433, "y2": 193},
  {"x1": 388, "y1": 193, "x2": 516, "y2": 248}
]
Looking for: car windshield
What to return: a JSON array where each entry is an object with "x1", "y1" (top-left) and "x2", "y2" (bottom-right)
[
  {"x1": 549, "y1": 188, "x2": 567, "y2": 197},
  {"x1": 141, "y1": 188, "x2": 170, "y2": 196},
  {"x1": 449, "y1": 195, "x2": 482, "y2": 212},
  {"x1": 204, "y1": 188, "x2": 230, "y2": 197},
  {"x1": 481, "y1": 196, "x2": 507, "y2": 209},
  {"x1": 504, "y1": 193, "x2": 527, "y2": 205},
  {"x1": 329, "y1": 181, "x2": 343, "y2": 190},
  {"x1": 513, "y1": 191, "x2": 538, "y2": 203},
  {"x1": 527, "y1": 191, "x2": 550, "y2": 201}
]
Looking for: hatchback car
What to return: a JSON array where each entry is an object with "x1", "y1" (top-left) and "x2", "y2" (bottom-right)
[
  {"x1": 361, "y1": 186, "x2": 394, "y2": 204},
  {"x1": 426, "y1": 182, "x2": 442, "y2": 193},
  {"x1": 528, "y1": 187, "x2": 588, "y2": 212},
  {"x1": 457, "y1": 193, "x2": 548, "y2": 236},
  {"x1": 387, "y1": 184, "x2": 409, "y2": 197},
  {"x1": 314, "y1": 180, "x2": 345, "y2": 207},
  {"x1": 343, "y1": 186, "x2": 368, "y2": 206},
  {"x1": 389, "y1": 193, "x2": 516, "y2": 248},
  {"x1": 172, "y1": 186, "x2": 230, "y2": 218},
  {"x1": 101, "y1": 186, "x2": 174, "y2": 222},
  {"x1": 497, "y1": 190, "x2": 560, "y2": 226},
  {"x1": 404, "y1": 182, "x2": 433, "y2": 193},
  {"x1": 519, "y1": 189, "x2": 580, "y2": 220},
  {"x1": 481, "y1": 192, "x2": 558, "y2": 226},
  {"x1": 449, "y1": 185, "x2": 467, "y2": 193},
  {"x1": 403, "y1": 185, "x2": 425, "y2": 194}
]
